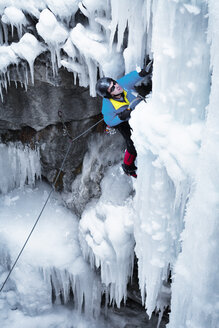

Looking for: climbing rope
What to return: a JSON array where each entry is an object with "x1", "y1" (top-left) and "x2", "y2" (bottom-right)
[{"x1": 0, "y1": 113, "x2": 104, "y2": 293}]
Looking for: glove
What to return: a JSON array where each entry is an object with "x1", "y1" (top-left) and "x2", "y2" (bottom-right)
[
  {"x1": 118, "y1": 109, "x2": 131, "y2": 120},
  {"x1": 138, "y1": 57, "x2": 153, "y2": 76},
  {"x1": 129, "y1": 97, "x2": 143, "y2": 110}
]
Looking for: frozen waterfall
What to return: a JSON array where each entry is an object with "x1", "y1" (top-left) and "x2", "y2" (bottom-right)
[
  {"x1": 0, "y1": 0, "x2": 219, "y2": 328},
  {"x1": 0, "y1": 142, "x2": 41, "y2": 194}
]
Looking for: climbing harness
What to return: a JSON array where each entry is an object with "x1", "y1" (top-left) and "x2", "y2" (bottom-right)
[
  {"x1": 0, "y1": 112, "x2": 104, "y2": 293},
  {"x1": 105, "y1": 125, "x2": 116, "y2": 135}
]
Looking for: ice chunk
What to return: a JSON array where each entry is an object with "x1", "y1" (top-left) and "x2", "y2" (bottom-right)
[
  {"x1": 11, "y1": 33, "x2": 45, "y2": 83},
  {"x1": 79, "y1": 202, "x2": 135, "y2": 306},
  {"x1": 36, "y1": 9, "x2": 68, "y2": 75},
  {"x1": 183, "y1": 4, "x2": 201, "y2": 15},
  {"x1": 45, "y1": 0, "x2": 79, "y2": 22},
  {"x1": 0, "y1": 45, "x2": 18, "y2": 72},
  {"x1": 1, "y1": 6, "x2": 27, "y2": 39},
  {"x1": 70, "y1": 23, "x2": 124, "y2": 96},
  {"x1": 36, "y1": 9, "x2": 68, "y2": 45}
]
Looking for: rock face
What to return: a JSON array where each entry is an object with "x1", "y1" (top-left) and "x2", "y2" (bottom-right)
[
  {"x1": 0, "y1": 62, "x2": 102, "y2": 131},
  {"x1": 0, "y1": 61, "x2": 109, "y2": 190}
]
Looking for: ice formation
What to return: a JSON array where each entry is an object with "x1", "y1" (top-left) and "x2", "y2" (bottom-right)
[
  {"x1": 36, "y1": 9, "x2": 68, "y2": 75},
  {"x1": 0, "y1": 0, "x2": 219, "y2": 327},
  {"x1": 0, "y1": 142, "x2": 41, "y2": 194},
  {"x1": 131, "y1": 1, "x2": 218, "y2": 326},
  {"x1": 166, "y1": 1, "x2": 219, "y2": 327},
  {"x1": 0, "y1": 183, "x2": 102, "y2": 327},
  {"x1": 11, "y1": 33, "x2": 45, "y2": 83},
  {"x1": 1, "y1": 6, "x2": 27, "y2": 40},
  {"x1": 0, "y1": 0, "x2": 148, "y2": 99},
  {"x1": 79, "y1": 165, "x2": 135, "y2": 306}
]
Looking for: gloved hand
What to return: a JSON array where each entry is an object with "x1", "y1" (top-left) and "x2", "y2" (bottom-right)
[
  {"x1": 138, "y1": 57, "x2": 153, "y2": 76},
  {"x1": 118, "y1": 109, "x2": 131, "y2": 120},
  {"x1": 129, "y1": 97, "x2": 143, "y2": 110}
]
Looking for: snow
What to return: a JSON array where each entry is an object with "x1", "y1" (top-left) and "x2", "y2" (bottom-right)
[
  {"x1": 36, "y1": 9, "x2": 68, "y2": 75},
  {"x1": 11, "y1": 33, "x2": 45, "y2": 83},
  {"x1": 1, "y1": 6, "x2": 27, "y2": 39},
  {"x1": 43, "y1": 0, "x2": 79, "y2": 21},
  {"x1": 0, "y1": 182, "x2": 102, "y2": 325},
  {"x1": 0, "y1": 45, "x2": 18, "y2": 72},
  {"x1": 0, "y1": 0, "x2": 219, "y2": 327},
  {"x1": 36, "y1": 9, "x2": 68, "y2": 46},
  {"x1": 0, "y1": 307, "x2": 112, "y2": 328}
]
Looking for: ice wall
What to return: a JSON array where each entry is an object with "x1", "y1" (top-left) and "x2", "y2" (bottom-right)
[
  {"x1": 131, "y1": 0, "x2": 212, "y2": 321},
  {"x1": 167, "y1": 1, "x2": 219, "y2": 327},
  {"x1": 0, "y1": 142, "x2": 41, "y2": 194}
]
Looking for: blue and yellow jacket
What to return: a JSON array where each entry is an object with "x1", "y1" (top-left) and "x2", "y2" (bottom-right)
[{"x1": 102, "y1": 70, "x2": 144, "y2": 127}]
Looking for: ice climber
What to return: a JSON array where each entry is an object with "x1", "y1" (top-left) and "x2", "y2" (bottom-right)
[{"x1": 96, "y1": 60, "x2": 152, "y2": 178}]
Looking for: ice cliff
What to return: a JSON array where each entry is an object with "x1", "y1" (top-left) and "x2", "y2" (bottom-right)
[{"x1": 0, "y1": 1, "x2": 218, "y2": 328}]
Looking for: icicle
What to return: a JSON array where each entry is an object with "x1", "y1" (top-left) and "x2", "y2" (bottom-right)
[
  {"x1": 0, "y1": 142, "x2": 41, "y2": 194},
  {"x1": 78, "y1": 0, "x2": 109, "y2": 33},
  {"x1": 36, "y1": 9, "x2": 68, "y2": 77},
  {"x1": 11, "y1": 23, "x2": 14, "y2": 38},
  {"x1": 0, "y1": 72, "x2": 10, "y2": 99},
  {"x1": 2, "y1": 6, "x2": 27, "y2": 40},
  {"x1": 0, "y1": 23, "x2": 3, "y2": 44},
  {"x1": 15, "y1": 22, "x2": 23, "y2": 39},
  {"x1": 2, "y1": 23, "x2": 8, "y2": 45},
  {"x1": 49, "y1": 47, "x2": 58, "y2": 76},
  {"x1": 6, "y1": 70, "x2": 10, "y2": 87},
  {"x1": 123, "y1": 0, "x2": 148, "y2": 72},
  {"x1": 10, "y1": 33, "x2": 45, "y2": 84},
  {"x1": 41, "y1": 264, "x2": 101, "y2": 318},
  {"x1": 0, "y1": 83, "x2": 3, "y2": 102},
  {"x1": 85, "y1": 57, "x2": 97, "y2": 96},
  {"x1": 109, "y1": 0, "x2": 128, "y2": 52},
  {"x1": 25, "y1": 64, "x2": 29, "y2": 86}
]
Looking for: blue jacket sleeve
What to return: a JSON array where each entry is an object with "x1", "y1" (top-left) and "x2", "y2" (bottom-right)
[{"x1": 118, "y1": 70, "x2": 143, "y2": 90}]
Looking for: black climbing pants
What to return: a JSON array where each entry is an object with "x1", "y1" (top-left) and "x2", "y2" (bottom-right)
[{"x1": 115, "y1": 121, "x2": 137, "y2": 156}]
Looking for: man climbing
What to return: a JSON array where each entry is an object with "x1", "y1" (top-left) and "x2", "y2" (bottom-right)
[{"x1": 96, "y1": 59, "x2": 152, "y2": 178}]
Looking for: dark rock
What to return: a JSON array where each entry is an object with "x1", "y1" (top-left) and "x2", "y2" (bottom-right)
[
  {"x1": 0, "y1": 59, "x2": 105, "y2": 191},
  {"x1": 0, "y1": 64, "x2": 102, "y2": 131}
]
